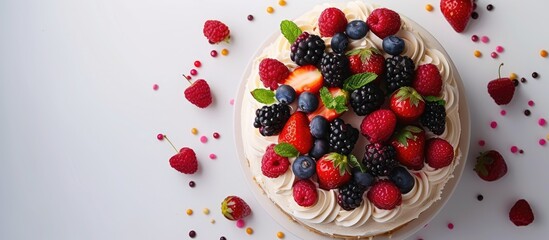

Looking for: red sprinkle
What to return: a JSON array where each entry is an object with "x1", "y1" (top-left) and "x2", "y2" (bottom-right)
[
  {"x1": 153, "y1": 84, "x2": 159, "y2": 91},
  {"x1": 510, "y1": 146, "x2": 518, "y2": 153},
  {"x1": 478, "y1": 140, "x2": 486, "y2": 146},
  {"x1": 496, "y1": 46, "x2": 504, "y2": 53},
  {"x1": 500, "y1": 110, "x2": 507, "y2": 116},
  {"x1": 157, "y1": 134, "x2": 164, "y2": 140},
  {"x1": 491, "y1": 52, "x2": 498, "y2": 58},
  {"x1": 247, "y1": 14, "x2": 254, "y2": 21},
  {"x1": 539, "y1": 118, "x2": 547, "y2": 126},
  {"x1": 540, "y1": 139, "x2": 547, "y2": 146},
  {"x1": 528, "y1": 100, "x2": 535, "y2": 107},
  {"x1": 448, "y1": 223, "x2": 454, "y2": 230},
  {"x1": 209, "y1": 154, "x2": 217, "y2": 160},
  {"x1": 471, "y1": 35, "x2": 479, "y2": 42},
  {"x1": 200, "y1": 136, "x2": 208, "y2": 143},
  {"x1": 481, "y1": 36, "x2": 490, "y2": 43},
  {"x1": 194, "y1": 60, "x2": 202, "y2": 68},
  {"x1": 213, "y1": 132, "x2": 220, "y2": 139},
  {"x1": 186, "y1": 75, "x2": 192, "y2": 80},
  {"x1": 490, "y1": 121, "x2": 498, "y2": 129},
  {"x1": 190, "y1": 69, "x2": 198, "y2": 76},
  {"x1": 211, "y1": 50, "x2": 218, "y2": 57}
]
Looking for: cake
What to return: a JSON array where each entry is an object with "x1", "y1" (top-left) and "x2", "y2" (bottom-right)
[{"x1": 239, "y1": 1, "x2": 462, "y2": 238}]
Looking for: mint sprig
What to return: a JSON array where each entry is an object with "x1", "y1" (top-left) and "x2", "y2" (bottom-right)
[
  {"x1": 348, "y1": 154, "x2": 366, "y2": 173},
  {"x1": 251, "y1": 88, "x2": 276, "y2": 104},
  {"x1": 424, "y1": 96, "x2": 446, "y2": 106},
  {"x1": 343, "y1": 73, "x2": 378, "y2": 92},
  {"x1": 280, "y1": 20, "x2": 302, "y2": 43},
  {"x1": 274, "y1": 143, "x2": 299, "y2": 157},
  {"x1": 319, "y1": 87, "x2": 348, "y2": 114}
]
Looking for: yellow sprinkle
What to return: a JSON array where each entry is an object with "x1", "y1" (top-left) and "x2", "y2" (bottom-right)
[
  {"x1": 509, "y1": 73, "x2": 518, "y2": 80},
  {"x1": 267, "y1": 6, "x2": 274, "y2": 14},
  {"x1": 546, "y1": 133, "x2": 549, "y2": 140},
  {"x1": 246, "y1": 227, "x2": 254, "y2": 235},
  {"x1": 203, "y1": 208, "x2": 210, "y2": 215},
  {"x1": 541, "y1": 49, "x2": 548, "y2": 58},
  {"x1": 425, "y1": 4, "x2": 434, "y2": 12},
  {"x1": 191, "y1": 128, "x2": 198, "y2": 135},
  {"x1": 278, "y1": 0, "x2": 286, "y2": 6},
  {"x1": 277, "y1": 231, "x2": 285, "y2": 239},
  {"x1": 221, "y1": 49, "x2": 229, "y2": 56},
  {"x1": 473, "y1": 50, "x2": 482, "y2": 58},
  {"x1": 210, "y1": 219, "x2": 216, "y2": 224},
  {"x1": 186, "y1": 209, "x2": 193, "y2": 216}
]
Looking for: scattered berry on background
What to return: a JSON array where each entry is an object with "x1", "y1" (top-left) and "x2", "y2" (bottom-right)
[
  {"x1": 421, "y1": 96, "x2": 447, "y2": 135},
  {"x1": 382, "y1": 35, "x2": 405, "y2": 56},
  {"x1": 318, "y1": 7, "x2": 348, "y2": 37},
  {"x1": 190, "y1": 69, "x2": 198, "y2": 76},
  {"x1": 366, "y1": 8, "x2": 401, "y2": 39},
  {"x1": 347, "y1": 47, "x2": 386, "y2": 82},
  {"x1": 283, "y1": 65, "x2": 323, "y2": 95},
  {"x1": 385, "y1": 55, "x2": 415, "y2": 94},
  {"x1": 389, "y1": 166, "x2": 415, "y2": 194},
  {"x1": 367, "y1": 179, "x2": 402, "y2": 210},
  {"x1": 261, "y1": 144, "x2": 290, "y2": 178},
  {"x1": 203, "y1": 20, "x2": 230, "y2": 44},
  {"x1": 169, "y1": 147, "x2": 198, "y2": 174},
  {"x1": 487, "y1": 63, "x2": 515, "y2": 105},
  {"x1": 486, "y1": 4, "x2": 494, "y2": 11},
  {"x1": 309, "y1": 115, "x2": 329, "y2": 139},
  {"x1": 189, "y1": 181, "x2": 196, "y2": 188},
  {"x1": 328, "y1": 118, "x2": 359, "y2": 155},
  {"x1": 298, "y1": 91, "x2": 319, "y2": 113},
  {"x1": 509, "y1": 199, "x2": 535, "y2": 226},
  {"x1": 440, "y1": 0, "x2": 474, "y2": 33},
  {"x1": 320, "y1": 52, "x2": 350, "y2": 87},
  {"x1": 184, "y1": 77, "x2": 213, "y2": 108},
  {"x1": 362, "y1": 143, "x2": 398, "y2": 177},
  {"x1": 490, "y1": 52, "x2": 498, "y2": 58},
  {"x1": 278, "y1": 112, "x2": 313, "y2": 154},
  {"x1": 259, "y1": 58, "x2": 290, "y2": 90},
  {"x1": 290, "y1": 32, "x2": 326, "y2": 66},
  {"x1": 253, "y1": 103, "x2": 291, "y2": 136},
  {"x1": 292, "y1": 155, "x2": 316, "y2": 179},
  {"x1": 350, "y1": 83, "x2": 385, "y2": 116},
  {"x1": 389, "y1": 87, "x2": 425, "y2": 122},
  {"x1": 293, "y1": 179, "x2": 318, "y2": 207},
  {"x1": 391, "y1": 126, "x2": 426, "y2": 170},
  {"x1": 275, "y1": 85, "x2": 296, "y2": 104},
  {"x1": 360, "y1": 109, "x2": 397, "y2": 143},
  {"x1": 337, "y1": 180, "x2": 366, "y2": 211},
  {"x1": 316, "y1": 152, "x2": 352, "y2": 190},
  {"x1": 221, "y1": 196, "x2": 252, "y2": 221},
  {"x1": 310, "y1": 138, "x2": 329, "y2": 159},
  {"x1": 413, "y1": 63, "x2": 442, "y2": 96},
  {"x1": 331, "y1": 32, "x2": 349, "y2": 54},
  {"x1": 474, "y1": 150, "x2": 508, "y2": 181},
  {"x1": 345, "y1": 20, "x2": 369, "y2": 40},
  {"x1": 425, "y1": 138, "x2": 454, "y2": 169},
  {"x1": 540, "y1": 49, "x2": 548, "y2": 58}
]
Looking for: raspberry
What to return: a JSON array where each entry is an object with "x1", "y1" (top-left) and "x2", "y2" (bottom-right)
[
  {"x1": 366, "y1": 8, "x2": 401, "y2": 39},
  {"x1": 261, "y1": 144, "x2": 290, "y2": 178},
  {"x1": 509, "y1": 199, "x2": 535, "y2": 226},
  {"x1": 203, "y1": 20, "x2": 230, "y2": 44},
  {"x1": 169, "y1": 147, "x2": 198, "y2": 174},
  {"x1": 293, "y1": 179, "x2": 318, "y2": 207},
  {"x1": 184, "y1": 79, "x2": 212, "y2": 108},
  {"x1": 360, "y1": 109, "x2": 397, "y2": 143},
  {"x1": 413, "y1": 64, "x2": 442, "y2": 96},
  {"x1": 367, "y1": 179, "x2": 402, "y2": 210},
  {"x1": 259, "y1": 58, "x2": 290, "y2": 90},
  {"x1": 318, "y1": 7, "x2": 348, "y2": 37},
  {"x1": 425, "y1": 138, "x2": 454, "y2": 169}
]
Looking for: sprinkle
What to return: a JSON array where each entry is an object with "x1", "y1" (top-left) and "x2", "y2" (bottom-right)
[
  {"x1": 491, "y1": 52, "x2": 498, "y2": 58},
  {"x1": 490, "y1": 121, "x2": 498, "y2": 129},
  {"x1": 519, "y1": 149, "x2": 524, "y2": 154},
  {"x1": 524, "y1": 109, "x2": 531, "y2": 116},
  {"x1": 500, "y1": 110, "x2": 506, "y2": 116},
  {"x1": 247, "y1": 15, "x2": 254, "y2": 21},
  {"x1": 189, "y1": 230, "x2": 196, "y2": 238},
  {"x1": 190, "y1": 69, "x2": 198, "y2": 76},
  {"x1": 267, "y1": 6, "x2": 274, "y2": 14},
  {"x1": 510, "y1": 146, "x2": 518, "y2": 153},
  {"x1": 471, "y1": 12, "x2": 479, "y2": 19},
  {"x1": 153, "y1": 84, "x2": 159, "y2": 91},
  {"x1": 532, "y1": 72, "x2": 539, "y2": 78},
  {"x1": 278, "y1": 0, "x2": 286, "y2": 6},
  {"x1": 191, "y1": 128, "x2": 198, "y2": 135},
  {"x1": 230, "y1": 99, "x2": 235, "y2": 105},
  {"x1": 487, "y1": 4, "x2": 494, "y2": 11},
  {"x1": 528, "y1": 100, "x2": 535, "y2": 107},
  {"x1": 471, "y1": 35, "x2": 479, "y2": 42},
  {"x1": 540, "y1": 139, "x2": 547, "y2": 146},
  {"x1": 539, "y1": 118, "x2": 547, "y2": 126},
  {"x1": 478, "y1": 140, "x2": 486, "y2": 146},
  {"x1": 157, "y1": 134, "x2": 164, "y2": 140},
  {"x1": 481, "y1": 36, "x2": 490, "y2": 43},
  {"x1": 521, "y1": 77, "x2": 527, "y2": 83},
  {"x1": 185, "y1": 75, "x2": 192, "y2": 80},
  {"x1": 213, "y1": 132, "x2": 220, "y2": 139},
  {"x1": 509, "y1": 73, "x2": 517, "y2": 80},
  {"x1": 203, "y1": 208, "x2": 210, "y2": 215},
  {"x1": 211, "y1": 219, "x2": 216, "y2": 224},
  {"x1": 209, "y1": 154, "x2": 217, "y2": 160},
  {"x1": 189, "y1": 181, "x2": 196, "y2": 188},
  {"x1": 219, "y1": 236, "x2": 225, "y2": 240},
  {"x1": 425, "y1": 4, "x2": 434, "y2": 11},
  {"x1": 236, "y1": 219, "x2": 246, "y2": 228},
  {"x1": 221, "y1": 48, "x2": 229, "y2": 56},
  {"x1": 477, "y1": 194, "x2": 484, "y2": 201},
  {"x1": 474, "y1": 50, "x2": 482, "y2": 58},
  {"x1": 513, "y1": 79, "x2": 519, "y2": 86},
  {"x1": 541, "y1": 49, "x2": 548, "y2": 58},
  {"x1": 194, "y1": 60, "x2": 202, "y2": 68},
  {"x1": 186, "y1": 209, "x2": 194, "y2": 216},
  {"x1": 547, "y1": 134, "x2": 549, "y2": 140},
  {"x1": 200, "y1": 136, "x2": 208, "y2": 143},
  {"x1": 245, "y1": 227, "x2": 254, "y2": 235},
  {"x1": 496, "y1": 46, "x2": 504, "y2": 53},
  {"x1": 211, "y1": 50, "x2": 218, "y2": 57},
  {"x1": 448, "y1": 223, "x2": 454, "y2": 230},
  {"x1": 277, "y1": 231, "x2": 285, "y2": 239}
]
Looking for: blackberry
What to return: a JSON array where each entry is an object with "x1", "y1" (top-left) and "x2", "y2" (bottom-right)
[
  {"x1": 384, "y1": 55, "x2": 415, "y2": 94},
  {"x1": 362, "y1": 143, "x2": 397, "y2": 177},
  {"x1": 328, "y1": 118, "x2": 359, "y2": 155},
  {"x1": 319, "y1": 52, "x2": 350, "y2": 87},
  {"x1": 337, "y1": 180, "x2": 366, "y2": 211},
  {"x1": 253, "y1": 103, "x2": 291, "y2": 136},
  {"x1": 290, "y1": 32, "x2": 326, "y2": 66},
  {"x1": 350, "y1": 84, "x2": 385, "y2": 116},
  {"x1": 421, "y1": 101, "x2": 446, "y2": 135}
]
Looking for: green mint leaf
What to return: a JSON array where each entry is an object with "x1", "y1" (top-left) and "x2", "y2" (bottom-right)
[
  {"x1": 424, "y1": 96, "x2": 446, "y2": 106},
  {"x1": 343, "y1": 73, "x2": 378, "y2": 91},
  {"x1": 280, "y1": 20, "x2": 302, "y2": 44},
  {"x1": 333, "y1": 96, "x2": 348, "y2": 113},
  {"x1": 251, "y1": 88, "x2": 276, "y2": 104},
  {"x1": 348, "y1": 154, "x2": 366, "y2": 172},
  {"x1": 274, "y1": 143, "x2": 299, "y2": 157},
  {"x1": 319, "y1": 87, "x2": 335, "y2": 108}
]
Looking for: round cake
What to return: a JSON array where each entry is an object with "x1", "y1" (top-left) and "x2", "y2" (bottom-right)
[{"x1": 238, "y1": 1, "x2": 464, "y2": 238}]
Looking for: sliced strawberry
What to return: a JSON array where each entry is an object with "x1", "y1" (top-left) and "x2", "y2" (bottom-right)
[
  {"x1": 283, "y1": 65, "x2": 323, "y2": 95},
  {"x1": 307, "y1": 87, "x2": 349, "y2": 122},
  {"x1": 278, "y1": 112, "x2": 313, "y2": 154}
]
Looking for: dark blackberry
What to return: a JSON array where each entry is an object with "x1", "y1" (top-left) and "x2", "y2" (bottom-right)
[
  {"x1": 362, "y1": 143, "x2": 397, "y2": 177},
  {"x1": 350, "y1": 84, "x2": 385, "y2": 116},
  {"x1": 337, "y1": 180, "x2": 366, "y2": 211},
  {"x1": 421, "y1": 101, "x2": 446, "y2": 135},
  {"x1": 328, "y1": 118, "x2": 359, "y2": 155},
  {"x1": 384, "y1": 55, "x2": 415, "y2": 94},
  {"x1": 319, "y1": 52, "x2": 350, "y2": 87},
  {"x1": 253, "y1": 103, "x2": 291, "y2": 136},
  {"x1": 290, "y1": 32, "x2": 326, "y2": 66}
]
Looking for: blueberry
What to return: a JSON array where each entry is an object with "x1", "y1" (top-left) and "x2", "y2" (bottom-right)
[
  {"x1": 309, "y1": 115, "x2": 329, "y2": 139},
  {"x1": 275, "y1": 85, "x2": 296, "y2": 104},
  {"x1": 382, "y1": 35, "x2": 405, "y2": 56},
  {"x1": 345, "y1": 20, "x2": 368, "y2": 40},
  {"x1": 389, "y1": 166, "x2": 415, "y2": 194},
  {"x1": 309, "y1": 139, "x2": 329, "y2": 159},
  {"x1": 292, "y1": 156, "x2": 316, "y2": 179},
  {"x1": 298, "y1": 92, "x2": 319, "y2": 113},
  {"x1": 352, "y1": 170, "x2": 375, "y2": 188},
  {"x1": 330, "y1": 33, "x2": 349, "y2": 53}
]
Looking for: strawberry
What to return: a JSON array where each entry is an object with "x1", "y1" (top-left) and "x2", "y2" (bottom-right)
[
  {"x1": 261, "y1": 144, "x2": 290, "y2": 178},
  {"x1": 318, "y1": 7, "x2": 348, "y2": 37},
  {"x1": 391, "y1": 126, "x2": 425, "y2": 170},
  {"x1": 347, "y1": 48, "x2": 385, "y2": 82},
  {"x1": 389, "y1": 87, "x2": 425, "y2": 122},
  {"x1": 366, "y1": 8, "x2": 401, "y2": 39},
  {"x1": 509, "y1": 199, "x2": 535, "y2": 226},
  {"x1": 293, "y1": 179, "x2": 318, "y2": 207},
  {"x1": 360, "y1": 109, "x2": 397, "y2": 143},
  {"x1": 425, "y1": 138, "x2": 454, "y2": 169},
  {"x1": 316, "y1": 153, "x2": 352, "y2": 190},
  {"x1": 259, "y1": 58, "x2": 290, "y2": 90},
  {"x1": 440, "y1": 0, "x2": 474, "y2": 33},
  {"x1": 203, "y1": 20, "x2": 230, "y2": 44},
  {"x1": 169, "y1": 147, "x2": 198, "y2": 174},
  {"x1": 278, "y1": 112, "x2": 313, "y2": 154},
  {"x1": 184, "y1": 79, "x2": 212, "y2": 108},
  {"x1": 487, "y1": 63, "x2": 515, "y2": 105},
  {"x1": 221, "y1": 196, "x2": 251, "y2": 220},
  {"x1": 367, "y1": 179, "x2": 402, "y2": 210},
  {"x1": 474, "y1": 150, "x2": 508, "y2": 181},
  {"x1": 283, "y1": 65, "x2": 323, "y2": 95},
  {"x1": 413, "y1": 64, "x2": 442, "y2": 96},
  {"x1": 307, "y1": 87, "x2": 348, "y2": 122}
]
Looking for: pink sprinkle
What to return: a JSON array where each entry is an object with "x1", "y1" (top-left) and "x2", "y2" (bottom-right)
[
  {"x1": 490, "y1": 121, "x2": 498, "y2": 129},
  {"x1": 496, "y1": 46, "x2": 504, "y2": 53},
  {"x1": 510, "y1": 146, "x2": 518, "y2": 153},
  {"x1": 200, "y1": 136, "x2": 208, "y2": 143},
  {"x1": 448, "y1": 223, "x2": 454, "y2": 230},
  {"x1": 209, "y1": 153, "x2": 217, "y2": 159},
  {"x1": 478, "y1": 140, "x2": 486, "y2": 146},
  {"x1": 471, "y1": 35, "x2": 479, "y2": 42},
  {"x1": 157, "y1": 134, "x2": 164, "y2": 140},
  {"x1": 500, "y1": 110, "x2": 507, "y2": 116},
  {"x1": 540, "y1": 139, "x2": 547, "y2": 146},
  {"x1": 153, "y1": 84, "x2": 159, "y2": 91},
  {"x1": 190, "y1": 69, "x2": 198, "y2": 76},
  {"x1": 491, "y1": 52, "x2": 498, "y2": 58},
  {"x1": 236, "y1": 219, "x2": 246, "y2": 228},
  {"x1": 539, "y1": 118, "x2": 547, "y2": 126},
  {"x1": 230, "y1": 99, "x2": 235, "y2": 105},
  {"x1": 528, "y1": 100, "x2": 535, "y2": 107},
  {"x1": 481, "y1": 36, "x2": 490, "y2": 43}
]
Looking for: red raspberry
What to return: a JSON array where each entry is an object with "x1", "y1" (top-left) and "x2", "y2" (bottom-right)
[
  {"x1": 261, "y1": 144, "x2": 290, "y2": 178},
  {"x1": 413, "y1": 64, "x2": 442, "y2": 96},
  {"x1": 366, "y1": 8, "x2": 401, "y2": 39},
  {"x1": 425, "y1": 138, "x2": 454, "y2": 169},
  {"x1": 259, "y1": 58, "x2": 290, "y2": 90},
  {"x1": 360, "y1": 109, "x2": 397, "y2": 143},
  {"x1": 203, "y1": 20, "x2": 230, "y2": 44},
  {"x1": 509, "y1": 199, "x2": 535, "y2": 226},
  {"x1": 293, "y1": 179, "x2": 318, "y2": 207},
  {"x1": 184, "y1": 79, "x2": 212, "y2": 108},
  {"x1": 169, "y1": 147, "x2": 198, "y2": 174},
  {"x1": 318, "y1": 8, "x2": 348, "y2": 37},
  {"x1": 367, "y1": 179, "x2": 402, "y2": 210}
]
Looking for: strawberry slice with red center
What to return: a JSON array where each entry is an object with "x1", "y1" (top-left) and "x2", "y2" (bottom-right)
[
  {"x1": 307, "y1": 87, "x2": 349, "y2": 122},
  {"x1": 278, "y1": 112, "x2": 313, "y2": 155},
  {"x1": 283, "y1": 65, "x2": 323, "y2": 95}
]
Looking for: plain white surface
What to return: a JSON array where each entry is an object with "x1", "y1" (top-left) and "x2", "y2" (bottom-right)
[{"x1": 1, "y1": 0, "x2": 548, "y2": 239}]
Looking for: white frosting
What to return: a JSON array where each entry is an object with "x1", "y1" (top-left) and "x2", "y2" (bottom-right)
[{"x1": 241, "y1": 1, "x2": 462, "y2": 238}]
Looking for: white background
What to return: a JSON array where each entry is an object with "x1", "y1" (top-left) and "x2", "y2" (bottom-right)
[{"x1": 1, "y1": 0, "x2": 548, "y2": 239}]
